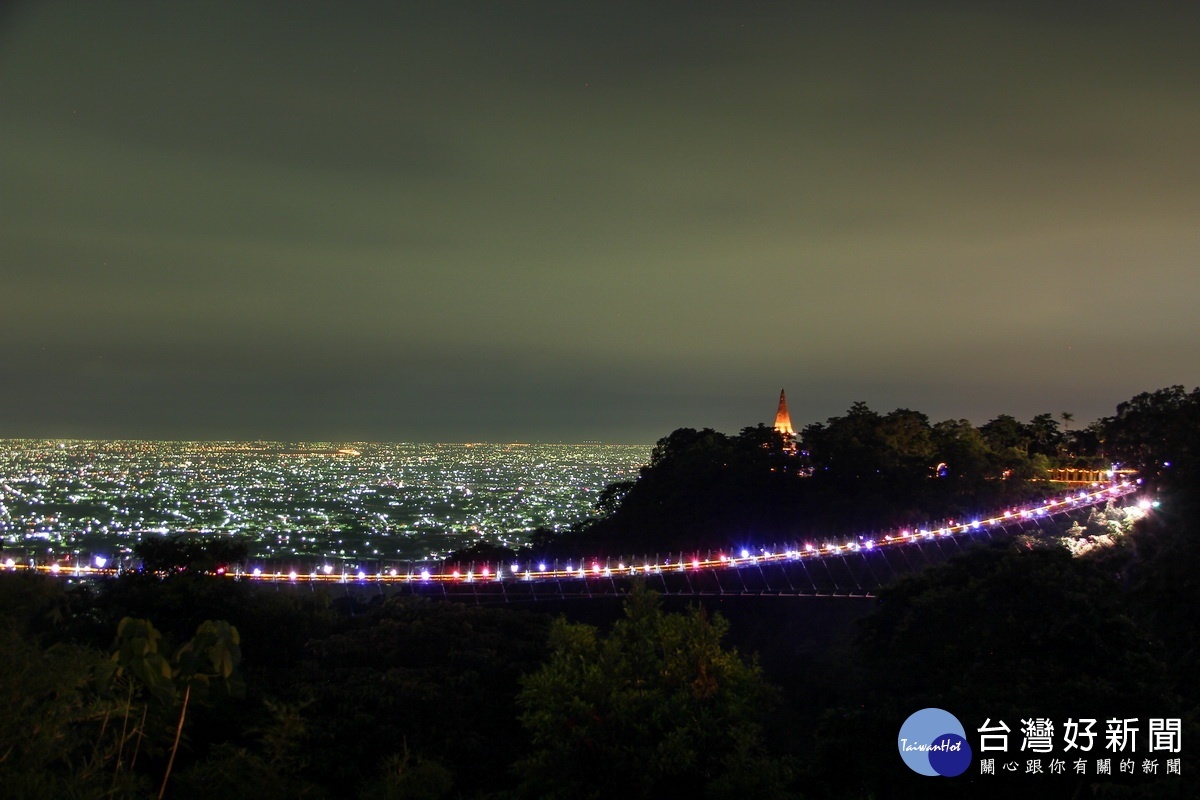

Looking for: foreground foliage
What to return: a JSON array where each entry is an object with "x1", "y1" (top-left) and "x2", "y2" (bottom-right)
[{"x1": 516, "y1": 585, "x2": 792, "y2": 800}]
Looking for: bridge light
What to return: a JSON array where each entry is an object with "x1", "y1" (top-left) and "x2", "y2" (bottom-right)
[
  {"x1": 252, "y1": 567, "x2": 262, "y2": 577},
  {"x1": 420, "y1": 569, "x2": 430, "y2": 581},
  {"x1": 740, "y1": 548, "x2": 750, "y2": 559}
]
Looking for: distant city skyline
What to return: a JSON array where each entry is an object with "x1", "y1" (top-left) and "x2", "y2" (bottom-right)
[{"x1": 3, "y1": 2, "x2": 1197, "y2": 442}]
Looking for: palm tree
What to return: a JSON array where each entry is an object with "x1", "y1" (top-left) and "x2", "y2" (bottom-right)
[{"x1": 1059, "y1": 412, "x2": 1076, "y2": 460}]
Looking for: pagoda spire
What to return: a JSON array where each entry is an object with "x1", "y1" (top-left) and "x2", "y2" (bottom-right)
[{"x1": 773, "y1": 388, "x2": 794, "y2": 436}]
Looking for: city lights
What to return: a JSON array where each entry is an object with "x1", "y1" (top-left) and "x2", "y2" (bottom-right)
[{"x1": 0, "y1": 440, "x2": 648, "y2": 564}]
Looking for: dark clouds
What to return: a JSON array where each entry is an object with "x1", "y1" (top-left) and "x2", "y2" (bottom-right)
[{"x1": 2, "y1": 1, "x2": 1198, "y2": 441}]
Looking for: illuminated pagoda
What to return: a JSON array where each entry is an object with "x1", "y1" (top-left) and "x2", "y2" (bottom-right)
[{"x1": 773, "y1": 388, "x2": 798, "y2": 453}]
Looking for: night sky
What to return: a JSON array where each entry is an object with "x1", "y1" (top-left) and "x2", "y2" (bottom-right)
[{"x1": 3, "y1": 2, "x2": 1197, "y2": 443}]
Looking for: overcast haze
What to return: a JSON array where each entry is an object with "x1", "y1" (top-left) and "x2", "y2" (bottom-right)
[{"x1": 2, "y1": 1, "x2": 1197, "y2": 442}]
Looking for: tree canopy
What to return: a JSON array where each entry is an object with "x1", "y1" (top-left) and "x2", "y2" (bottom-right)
[{"x1": 515, "y1": 586, "x2": 791, "y2": 800}]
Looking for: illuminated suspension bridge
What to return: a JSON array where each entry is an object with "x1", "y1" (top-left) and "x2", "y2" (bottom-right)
[{"x1": 6, "y1": 481, "x2": 1147, "y2": 601}]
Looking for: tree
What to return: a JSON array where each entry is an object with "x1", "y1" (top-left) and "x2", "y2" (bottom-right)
[
  {"x1": 0, "y1": 624, "x2": 129, "y2": 798},
  {"x1": 1027, "y1": 412, "x2": 1063, "y2": 458},
  {"x1": 1100, "y1": 385, "x2": 1200, "y2": 486},
  {"x1": 930, "y1": 418, "x2": 990, "y2": 484},
  {"x1": 96, "y1": 617, "x2": 243, "y2": 799},
  {"x1": 133, "y1": 535, "x2": 248, "y2": 575},
  {"x1": 292, "y1": 597, "x2": 550, "y2": 797},
  {"x1": 806, "y1": 543, "x2": 1172, "y2": 799},
  {"x1": 159, "y1": 619, "x2": 243, "y2": 798},
  {"x1": 551, "y1": 425, "x2": 803, "y2": 555},
  {"x1": 979, "y1": 413, "x2": 1031, "y2": 453},
  {"x1": 515, "y1": 586, "x2": 792, "y2": 800}
]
